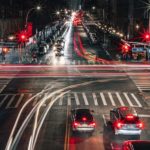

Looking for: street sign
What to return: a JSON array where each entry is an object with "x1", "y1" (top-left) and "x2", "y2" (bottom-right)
[{"x1": 132, "y1": 47, "x2": 144, "y2": 52}]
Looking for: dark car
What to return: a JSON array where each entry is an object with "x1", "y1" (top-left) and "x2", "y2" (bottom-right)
[
  {"x1": 122, "y1": 140, "x2": 150, "y2": 150},
  {"x1": 110, "y1": 106, "x2": 144, "y2": 137},
  {"x1": 71, "y1": 108, "x2": 95, "y2": 132}
]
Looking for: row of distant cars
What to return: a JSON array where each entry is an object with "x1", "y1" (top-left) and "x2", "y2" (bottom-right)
[
  {"x1": 70, "y1": 106, "x2": 150, "y2": 150},
  {"x1": 83, "y1": 24, "x2": 99, "y2": 44},
  {"x1": 53, "y1": 38, "x2": 65, "y2": 56}
]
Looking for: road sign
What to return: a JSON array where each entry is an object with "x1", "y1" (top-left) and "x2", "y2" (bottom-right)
[{"x1": 132, "y1": 47, "x2": 145, "y2": 52}]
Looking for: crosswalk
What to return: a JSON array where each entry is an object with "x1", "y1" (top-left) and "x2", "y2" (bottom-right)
[
  {"x1": 130, "y1": 76, "x2": 150, "y2": 92},
  {"x1": 0, "y1": 79, "x2": 11, "y2": 93},
  {"x1": 0, "y1": 92, "x2": 143, "y2": 109}
]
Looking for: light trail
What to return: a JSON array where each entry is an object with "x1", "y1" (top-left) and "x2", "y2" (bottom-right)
[
  {"x1": 5, "y1": 83, "x2": 64, "y2": 150},
  {"x1": 0, "y1": 64, "x2": 150, "y2": 69},
  {"x1": 31, "y1": 91, "x2": 70, "y2": 150},
  {"x1": 6, "y1": 79, "x2": 117, "y2": 150}
]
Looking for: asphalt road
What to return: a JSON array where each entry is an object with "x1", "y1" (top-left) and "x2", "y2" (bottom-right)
[{"x1": 0, "y1": 23, "x2": 150, "y2": 150}]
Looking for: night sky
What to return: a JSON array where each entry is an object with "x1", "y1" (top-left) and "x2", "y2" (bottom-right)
[{"x1": 0, "y1": 0, "x2": 148, "y2": 34}]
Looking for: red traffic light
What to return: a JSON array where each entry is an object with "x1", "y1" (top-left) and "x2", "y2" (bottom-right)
[
  {"x1": 144, "y1": 33, "x2": 150, "y2": 40},
  {"x1": 140, "y1": 31, "x2": 150, "y2": 42},
  {"x1": 17, "y1": 31, "x2": 28, "y2": 42},
  {"x1": 121, "y1": 44, "x2": 130, "y2": 52},
  {"x1": 19, "y1": 33, "x2": 27, "y2": 42}
]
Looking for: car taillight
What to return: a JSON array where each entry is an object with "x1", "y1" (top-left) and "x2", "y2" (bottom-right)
[
  {"x1": 82, "y1": 117, "x2": 87, "y2": 121},
  {"x1": 136, "y1": 121, "x2": 144, "y2": 129},
  {"x1": 126, "y1": 114, "x2": 134, "y2": 120},
  {"x1": 115, "y1": 121, "x2": 123, "y2": 129},
  {"x1": 73, "y1": 122, "x2": 79, "y2": 127},
  {"x1": 89, "y1": 122, "x2": 96, "y2": 127}
]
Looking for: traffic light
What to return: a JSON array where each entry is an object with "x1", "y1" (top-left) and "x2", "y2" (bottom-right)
[
  {"x1": 140, "y1": 31, "x2": 150, "y2": 42},
  {"x1": 144, "y1": 33, "x2": 150, "y2": 41},
  {"x1": 2, "y1": 47, "x2": 9, "y2": 54},
  {"x1": 17, "y1": 31, "x2": 28, "y2": 43},
  {"x1": 121, "y1": 43, "x2": 130, "y2": 53},
  {"x1": 19, "y1": 33, "x2": 27, "y2": 42}
]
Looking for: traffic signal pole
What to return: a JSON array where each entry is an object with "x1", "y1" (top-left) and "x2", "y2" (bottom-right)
[{"x1": 18, "y1": 43, "x2": 22, "y2": 63}]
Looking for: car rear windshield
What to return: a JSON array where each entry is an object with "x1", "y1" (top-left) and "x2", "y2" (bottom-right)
[
  {"x1": 76, "y1": 110, "x2": 93, "y2": 122},
  {"x1": 120, "y1": 107, "x2": 137, "y2": 118}
]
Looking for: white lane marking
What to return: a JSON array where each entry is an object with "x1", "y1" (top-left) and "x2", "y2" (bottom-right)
[
  {"x1": 139, "y1": 114, "x2": 150, "y2": 118},
  {"x1": 131, "y1": 93, "x2": 142, "y2": 107},
  {"x1": 74, "y1": 92, "x2": 80, "y2": 105},
  {"x1": 32, "y1": 94, "x2": 40, "y2": 106},
  {"x1": 92, "y1": 93, "x2": 98, "y2": 106},
  {"x1": 59, "y1": 96, "x2": 63, "y2": 105},
  {"x1": 68, "y1": 93, "x2": 71, "y2": 106},
  {"x1": 0, "y1": 85, "x2": 6, "y2": 93},
  {"x1": 42, "y1": 93, "x2": 48, "y2": 106},
  {"x1": 0, "y1": 95, "x2": 9, "y2": 107},
  {"x1": 137, "y1": 83, "x2": 150, "y2": 85},
  {"x1": 6, "y1": 95, "x2": 16, "y2": 108},
  {"x1": 100, "y1": 92, "x2": 107, "y2": 106},
  {"x1": 102, "y1": 114, "x2": 107, "y2": 126},
  {"x1": 138, "y1": 86, "x2": 150, "y2": 88},
  {"x1": 139, "y1": 89, "x2": 150, "y2": 91},
  {"x1": 116, "y1": 92, "x2": 125, "y2": 106},
  {"x1": 108, "y1": 92, "x2": 116, "y2": 106},
  {"x1": 15, "y1": 94, "x2": 24, "y2": 108},
  {"x1": 123, "y1": 92, "x2": 134, "y2": 107},
  {"x1": 82, "y1": 92, "x2": 89, "y2": 105}
]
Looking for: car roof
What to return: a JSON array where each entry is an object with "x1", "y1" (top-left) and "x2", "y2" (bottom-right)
[
  {"x1": 117, "y1": 107, "x2": 137, "y2": 117},
  {"x1": 75, "y1": 108, "x2": 90, "y2": 113},
  {"x1": 75, "y1": 109, "x2": 93, "y2": 121}
]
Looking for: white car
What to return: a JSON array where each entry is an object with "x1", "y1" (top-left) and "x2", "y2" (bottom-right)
[{"x1": 110, "y1": 107, "x2": 144, "y2": 136}]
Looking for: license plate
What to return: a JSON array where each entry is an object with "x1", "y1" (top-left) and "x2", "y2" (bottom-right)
[
  {"x1": 82, "y1": 124, "x2": 88, "y2": 127},
  {"x1": 126, "y1": 124, "x2": 135, "y2": 129}
]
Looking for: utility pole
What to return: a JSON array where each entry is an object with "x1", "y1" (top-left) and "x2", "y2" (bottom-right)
[
  {"x1": 128, "y1": 0, "x2": 134, "y2": 39},
  {"x1": 112, "y1": 0, "x2": 117, "y2": 26},
  {"x1": 149, "y1": 11, "x2": 150, "y2": 33}
]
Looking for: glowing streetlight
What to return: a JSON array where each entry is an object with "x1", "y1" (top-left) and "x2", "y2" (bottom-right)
[
  {"x1": 25, "y1": 6, "x2": 41, "y2": 28},
  {"x1": 92, "y1": 6, "x2": 96, "y2": 10},
  {"x1": 36, "y1": 6, "x2": 41, "y2": 10},
  {"x1": 135, "y1": 24, "x2": 140, "y2": 30},
  {"x1": 56, "y1": 11, "x2": 60, "y2": 15}
]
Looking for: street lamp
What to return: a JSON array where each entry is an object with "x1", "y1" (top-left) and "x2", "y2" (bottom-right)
[
  {"x1": 56, "y1": 11, "x2": 60, "y2": 15},
  {"x1": 25, "y1": 6, "x2": 41, "y2": 28},
  {"x1": 92, "y1": 6, "x2": 96, "y2": 10},
  {"x1": 135, "y1": 24, "x2": 140, "y2": 30},
  {"x1": 142, "y1": 0, "x2": 150, "y2": 32}
]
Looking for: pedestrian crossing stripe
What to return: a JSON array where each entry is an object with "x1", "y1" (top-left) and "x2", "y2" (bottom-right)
[
  {"x1": 130, "y1": 76, "x2": 150, "y2": 92},
  {"x1": 0, "y1": 79, "x2": 12, "y2": 93},
  {"x1": 108, "y1": 92, "x2": 115, "y2": 106},
  {"x1": 0, "y1": 92, "x2": 143, "y2": 109}
]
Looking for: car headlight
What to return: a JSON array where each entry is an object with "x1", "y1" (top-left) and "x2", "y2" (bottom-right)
[{"x1": 53, "y1": 46, "x2": 56, "y2": 50}]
